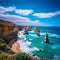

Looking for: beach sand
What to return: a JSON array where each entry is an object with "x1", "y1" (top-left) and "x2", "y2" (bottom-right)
[
  {"x1": 11, "y1": 41, "x2": 22, "y2": 53},
  {"x1": 9, "y1": 31, "x2": 23, "y2": 53}
]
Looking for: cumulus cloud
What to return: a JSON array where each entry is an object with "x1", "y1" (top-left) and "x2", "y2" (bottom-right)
[
  {"x1": 0, "y1": 14, "x2": 50, "y2": 26},
  {"x1": 33, "y1": 11, "x2": 60, "y2": 18},
  {"x1": 0, "y1": 6, "x2": 16, "y2": 13},
  {"x1": 15, "y1": 9, "x2": 33, "y2": 16}
]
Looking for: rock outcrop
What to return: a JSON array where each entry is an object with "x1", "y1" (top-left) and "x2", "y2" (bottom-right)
[
  {"x1": 34, "y1": 26, "x2": 40, "y2": 36},
  {"x1": 43, "y1": 34, "x2": 49, "y2": 43},
  {"x1": 23, "y1": 26, "x2": 28, "y2": 34},
  {"x1": 27, "y1": 26, "x2": 31, "y2": 31}
]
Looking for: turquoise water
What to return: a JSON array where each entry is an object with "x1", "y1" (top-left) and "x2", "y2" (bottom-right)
[{"x1": 20, "y1": 27, "x2": 60, "y2": 60}]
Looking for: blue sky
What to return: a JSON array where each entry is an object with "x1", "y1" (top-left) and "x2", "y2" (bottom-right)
[{"x1": 0, "y1": 0, "x2": 60, "y2": 26}]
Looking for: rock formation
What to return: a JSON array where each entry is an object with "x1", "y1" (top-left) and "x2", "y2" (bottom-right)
[
  {"x1": 43, "y1": 34, "x2": 49, "y2": 43},
  {"x1": 0, "y1": 20, "x2": 18, "y2": 47},
  {"x1": 34, "y1": 26, "x2": 40, "y2": 36},
  {"x1": 27, "y1": 26, "x2": 31, "y2": 31},
  {"x1": 23, "y1": 26, "x2": 28, "y2": 34}
]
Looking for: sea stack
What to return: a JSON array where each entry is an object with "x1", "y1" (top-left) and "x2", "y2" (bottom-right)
[
  {"x1": 44, "y1": 34, "x2": 49, "y2": 43},
  {"x1": 34, "y1": 26, "x2": 40, "y2": 36},
  {"x1": 26, "y1": 26, "x2": 31, "y2": 31},
  {"x1": 23, "y1": 26, "x2": 28, "y2": 34},
  {"x1": 28, "y1": 26, "x2": 31, "y2": 31}
]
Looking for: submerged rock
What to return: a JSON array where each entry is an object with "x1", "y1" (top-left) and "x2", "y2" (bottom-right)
[{"x1": 43, "y1": 34, "x2": 49, "y2": 43}]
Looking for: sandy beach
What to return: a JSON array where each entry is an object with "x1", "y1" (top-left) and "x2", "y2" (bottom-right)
[
  {"x1": 11, "y1": 41, "x2": 22, "y2": 53},
  {"x1": 11, "y1": 31, "x2": 25, "y2": 53}
]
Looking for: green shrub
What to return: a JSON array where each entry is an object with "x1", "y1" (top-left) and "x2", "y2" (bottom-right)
[
  {"x1": 0, "y1": 58, "x2": 3, "y2": 60},
  {"x1": 0, "y1": 43, "x2": 7, "y2": 48},
  {"x1": 0, "y1": 38, "x2": 5, "y2": 43},
  {"x1": 0, "y1": 54, "x2": 14, "y2": 60},
  {"x1": 8, "y1": 50, "x2": 15, "y2": 54},
  {"x1": 15, "y1": 52, "x2": 33, "y2": 60}
]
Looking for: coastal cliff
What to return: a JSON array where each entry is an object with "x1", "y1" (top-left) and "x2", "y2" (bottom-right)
[
  {"x1": 0, "y1": 20, "x2": 18, "y2": 47},
  {"x1": 0, "y1": 20, "x2": 18, "y2": 39},
  {"x1": 0, "y1": 20, "x2": 20, "y2": 60}
]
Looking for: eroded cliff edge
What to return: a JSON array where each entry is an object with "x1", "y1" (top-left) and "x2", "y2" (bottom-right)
[{"x1": 0, "y1": 20, "x2": 18, "y2": 48}]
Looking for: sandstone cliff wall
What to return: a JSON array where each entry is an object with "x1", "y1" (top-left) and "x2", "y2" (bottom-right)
[{"x1": 0, "y1": 20, "x2": 18, "y2": 47}]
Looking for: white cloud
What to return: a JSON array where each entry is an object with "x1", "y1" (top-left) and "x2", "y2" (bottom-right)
[
  {"x1": 22, "y1": 20, "x2": 50, "y2": 26},
  {"x1": 19, "y1": 20, "x2": 40, "y2": 26},
  {"x1": 6, "y1": 6, "x2": 16, "y2": 11},
  {"x1": 33, "y1": 11, "x2": 60, "y2": 18},
  {"x1": 0, "y1": 6, "x2": 16, "y2": 13},
  {"x1": 0, "y1": 14, "x2": 29, "y2": 23},
  {"x1": 15, "y1": 9, "x2": 33, "y2": 16},
  {"x1": 0, "y1": 14, "x2": 50, "y2": 26}
]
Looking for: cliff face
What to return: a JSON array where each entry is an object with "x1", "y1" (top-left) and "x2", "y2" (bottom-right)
[{"x1": 0, "y1": 20, "x2": 18, "y2": 47}]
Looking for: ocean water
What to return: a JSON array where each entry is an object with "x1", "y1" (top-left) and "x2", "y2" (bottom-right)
[{"x1": 19, "y1": 26, "x2": 60, "y2": 60}]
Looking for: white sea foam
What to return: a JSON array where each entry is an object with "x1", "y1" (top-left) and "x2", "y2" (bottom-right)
[
  {"x1": 39, "y1": 32, "x2": 60, "y2": 38},
  {"x1": 18, "y1": 34, "x2": 24, "y2": 38},
  {"x1": 40, "y1": 32, "x2": 60, "y2": 38},
  {"x1": 19, "y1": 31, "x2": 60, "y2": 39},
  {"x1": 49, "y1": 34, "x2": 60, "y2": 38},
  {"x1": 29, "y1": 38, "x2": 33, "y2": 40},
  {"x1": 24, "y1": 37, "x2": 27, "y2": 40},
  {"x1": 33, "y1": 47, "x2": 40, "y2": 51},
  {"x1": 17, "y1": 39, "x2": 37, "y2": 53},
  {"x1": 29, "y1": 32, "x2": 60, "y2": 39},
  {"x1": 29, "y1": 31, "x2": 35, "y2": 33},
  {"x1": 40, "y1": 33, "x2": 45, "y2": 35},
  {"x1": 17, "y1": 40, "x2": 32, "y2": 53},
  {"x1": 29, "y1": 34, "x2": 40, "y2": 38},
  {"x1": 29, "y1": 34, "x2": 37, "y2": 37},
  {"x1": 17, "y1": 40, "x2": 42, "y2": 53},
  {"x1": 32, "y1": 47, "x2": 43, "y2": 51},
  {"x1": 26, "y1": 41, "x2": 31, "y2": 46},
  {"x1": 18, "y1": 31, "x2": 26, "y2": 40}
]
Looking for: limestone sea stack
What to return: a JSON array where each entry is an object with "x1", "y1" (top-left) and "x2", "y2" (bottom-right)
[
  {"x1": 23, "y1": 26, "x2": 28, "y2": 34},
  {"x1": 23, "y1": 26, "x2": 31, "y2": 34},
  {"x1": 44, "y1": 34, "x2": 49, "y2": 43},
  {"x1": 27, "y1": 26, "x2": 31, "y2": 31},
  {"x1": 34, "y1": 26, "x2": 40, "y2": 36}
]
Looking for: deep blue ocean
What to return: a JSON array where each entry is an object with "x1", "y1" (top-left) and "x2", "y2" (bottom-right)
[{"x1": 40, "y1": 26, "x2": 60, "y2": 35}]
